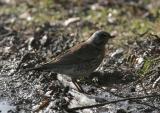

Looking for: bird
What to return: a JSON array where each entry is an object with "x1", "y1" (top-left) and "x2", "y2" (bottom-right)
[{"x1": 25, "y1": 30, "x2": 114, "y2": 92}]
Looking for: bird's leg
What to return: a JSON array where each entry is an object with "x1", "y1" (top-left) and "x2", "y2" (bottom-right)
[{"x1": 72, "y1": 78, "x2": 84, "y2": 93}]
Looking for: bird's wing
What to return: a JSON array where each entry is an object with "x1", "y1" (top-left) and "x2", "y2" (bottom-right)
[
  {"x1": 48, "y1": 42, "x2": 102, "y2": 65},
  {"x1": 25, "y1": 42, "x2": 104, "y2": 71}
]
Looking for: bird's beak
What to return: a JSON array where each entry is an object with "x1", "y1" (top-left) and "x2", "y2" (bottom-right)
[
  {"x1": 110, "y1": 31, "x2": 117, "y2": 39},
  {"x1": 110, "y1": 35, "x2": 116, "y2": 38}
]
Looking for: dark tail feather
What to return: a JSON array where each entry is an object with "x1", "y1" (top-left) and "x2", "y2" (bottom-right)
[
  {"x1": 24, "y1": 63, "x2": 53, "y2": 72},
  {"x1": 24, "y1": 66, "x2": 43, "y2": 72}
]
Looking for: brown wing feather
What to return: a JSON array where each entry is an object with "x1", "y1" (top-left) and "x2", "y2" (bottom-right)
[
  {"x1": 48, "y1": 42, "x2": 102, "y2": 65},
  {"x1": 25, "y1": 42, "x2": 105, "y2": 71}
]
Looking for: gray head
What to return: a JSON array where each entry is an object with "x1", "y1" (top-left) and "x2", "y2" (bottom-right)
[{"x1": 87, "y1": 30, "x2": 113, "y2": 47}]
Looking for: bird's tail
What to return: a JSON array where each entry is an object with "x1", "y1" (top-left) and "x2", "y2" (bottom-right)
[{"x1": 24, "y1": 63, "x2": 53, "y2": 72}]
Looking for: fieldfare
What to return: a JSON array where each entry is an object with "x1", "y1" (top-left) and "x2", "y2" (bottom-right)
[{"x1": 26, "y1": 30, "x2": 114, "y2": 92}]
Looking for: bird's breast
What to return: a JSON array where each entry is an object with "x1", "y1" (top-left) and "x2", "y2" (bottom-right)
[
  {"x1": 71, "y1": 55, "x2": 104, "y2": 77},
  {"x1": 50, "y1": 49, "x2": 105, "y2": 79}
]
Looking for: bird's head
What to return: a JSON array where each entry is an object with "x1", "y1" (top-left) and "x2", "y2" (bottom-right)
[{"x1": 87, "y1": 30, "x2": 114, "y2": 47}]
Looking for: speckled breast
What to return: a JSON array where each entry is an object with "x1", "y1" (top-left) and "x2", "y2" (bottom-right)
[
  {"x1": 51, "y1": 53, "x2": 104, "y2": 79},
  {"x1": 69, "y1": 55, "x2": 104, "y2": 78}
]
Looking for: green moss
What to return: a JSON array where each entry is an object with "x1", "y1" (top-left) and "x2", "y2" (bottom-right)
[
  {"x1": 138, "y1": 56, "x2": 160, "y2": 76},
  {"x1": 138, "y1": 58, "x2": 153, "y2": 76},
  {"x1": 130, "y1": 19, "x2": 152, "y2": 34}
]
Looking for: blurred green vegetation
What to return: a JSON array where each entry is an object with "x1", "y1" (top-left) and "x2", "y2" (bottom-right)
[{"x1": 0, "y1": 0, "x2": 160, "y2": 44}]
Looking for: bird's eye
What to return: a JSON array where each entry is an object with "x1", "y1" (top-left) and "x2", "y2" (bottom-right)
[{"x1": 94, "y1": 37, "x2": 105, "y2": 45}]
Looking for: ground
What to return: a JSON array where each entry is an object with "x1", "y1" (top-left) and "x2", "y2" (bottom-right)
[{"x1": 0, "y1": 0, "x2": 160, "y2": 113}]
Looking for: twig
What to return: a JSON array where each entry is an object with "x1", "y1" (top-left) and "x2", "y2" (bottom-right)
[
  {"x1": 67, "y1": 94, "x2": 160, "y2": 111},
  {"x1": 152, "y1": 75, "x2": 160, "y2": 88},
  {"x1": 110, "y1": 92, "x2": 160, "y2": 110}
]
